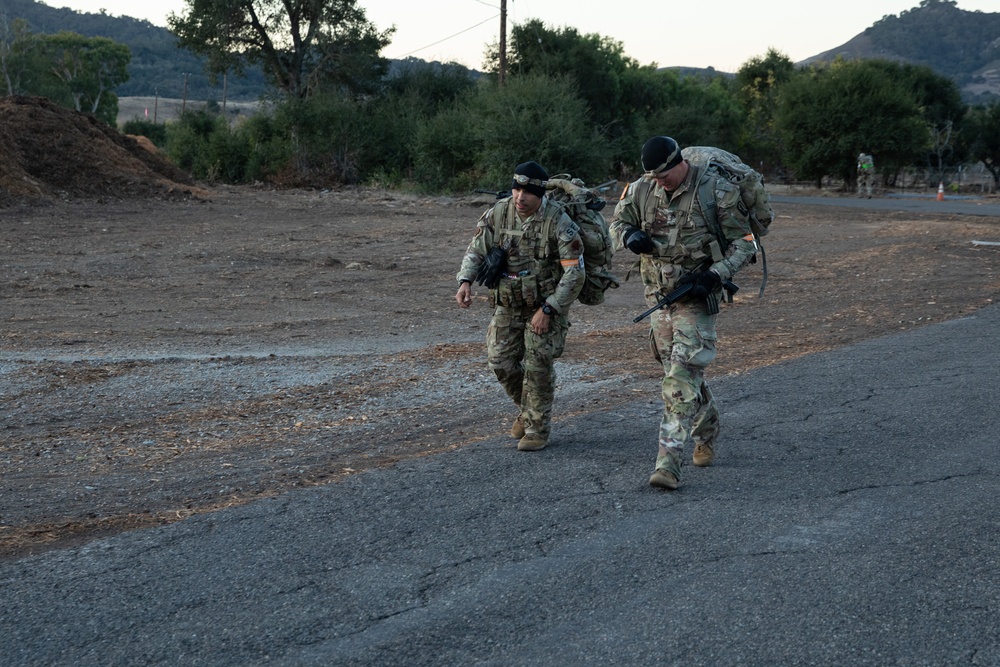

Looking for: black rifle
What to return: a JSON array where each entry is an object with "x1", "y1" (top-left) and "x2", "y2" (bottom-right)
[
  {"x1": 632, "y1": 280, "x2": 739, "y2": 323},
  {"x1": 474, "y1": 188, "x2": 510, "y2": 200}
]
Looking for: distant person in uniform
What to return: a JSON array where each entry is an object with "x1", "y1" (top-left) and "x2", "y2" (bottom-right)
[{"x1": 857, "y1": 153, "x2": 875, "y2": 198}]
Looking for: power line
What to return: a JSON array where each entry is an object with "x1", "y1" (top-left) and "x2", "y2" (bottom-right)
[{"x1": 390, "y1": 13, "x2": 500, "y2": 59}]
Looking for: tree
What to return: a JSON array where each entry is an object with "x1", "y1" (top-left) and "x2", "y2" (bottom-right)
[
  {"x1": 775, "y1": 60, "x2": 929, "y2": 188},
  {"x1": 734, "y1": 48, "x2": 795, "y2": 176},
  {"x1": 0, "y1": 16, "x2": 36, "y2": 96},
  {"x1": 0, "y1": 21, "x2": 130, "y2": 124},
  {"x1": 962, "y1": 102, "x2": 1000, "y2": 189},
  {"x1": 491, "y1": 19, "x2": 660, "y2": 164},
  {"x1": 39, "y1": 32, "x2": 130, "y2": 123},
  {"x1": 381, "y1": 59, "x2": 476, "y2": 117},
  {"x1": 636, "y1": 73, "x2": 744, "y2": 161},
  {"x1": 464, "y1": 74, "x2": 612, "y2": 187},
  {"x1": 168, "y1": 0, "x2": 393, "y2": 99},
  {"x1": 865, "y1": 60, "x2": 966, "y2": 182}
]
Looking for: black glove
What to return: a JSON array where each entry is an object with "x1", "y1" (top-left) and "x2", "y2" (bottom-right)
[
  {"x1": 475, "y1": 246, "x2": 508, "y2": 289},
  {"x1": 623, "y1": 226, "x2": 656, "y2": 254},
  {"x1": 676, "y1": 270, "x2": 722, "y2": 299}
]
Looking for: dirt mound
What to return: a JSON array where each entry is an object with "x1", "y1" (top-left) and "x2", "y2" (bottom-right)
[{"x1": 0, "y1": 96, "x2": 203, "y2": 206}]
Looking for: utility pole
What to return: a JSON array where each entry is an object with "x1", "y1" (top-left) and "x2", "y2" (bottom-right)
[
  {"x1": 498, "y1": 0, "x2": 507, "y2": 86},
  {"x1": 182, "y1": 72, "x2": 189, "y2": 113}
]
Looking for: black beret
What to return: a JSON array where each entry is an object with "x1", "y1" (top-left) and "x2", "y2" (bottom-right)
[{"x1": 641, "y1": 136, "x2": 683, "y2": 174}]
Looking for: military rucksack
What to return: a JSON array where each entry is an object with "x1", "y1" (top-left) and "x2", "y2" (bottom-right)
[
  {"x1": 681, "y1": 146, "x2": 775, "y2": 295},
  {"x1": 682, "y1": 146, "x2": 773, "y2": 239},
  {"x1": 545, "y1": 175, "x2": 620, "y2": 305}
]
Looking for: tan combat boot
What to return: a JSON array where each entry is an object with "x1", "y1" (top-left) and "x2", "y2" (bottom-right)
[
  {"x1": 692, "y1": 441, "x2": 714, "y2": 467},
  {"x1": 510, "y1": 414, "x2": 525, "y2": 439},
  {"x1": 649, "y1": 448, "x2": 682, "y2": 490},
  {"x1": 648, "y1": 469, "x2": 678, "y2": 490},
  {"x1": 517, "y1": 433, "x2": 547, "y2": 451}
]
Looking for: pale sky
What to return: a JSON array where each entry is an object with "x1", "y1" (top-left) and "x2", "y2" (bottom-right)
[{"x1": 41, "y1": 0, "x2": 999, "y2": 73}]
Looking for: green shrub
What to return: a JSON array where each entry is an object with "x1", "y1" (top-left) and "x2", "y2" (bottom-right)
[
  {"x1": 238, "y1": 113, "x2": 290, "y2": 183},
  {"x1": 410, "y1": 103, "x2": 481, "y2": 192},
  {"x1": 121, "y1": 118, "x2": 168, "y2": 147},
  {"x1": 466, "y1": 74, "x2": 612, "y2": 186},
  {"x1": 165, "y1": 109, "x2": 246, "y2": 181}
]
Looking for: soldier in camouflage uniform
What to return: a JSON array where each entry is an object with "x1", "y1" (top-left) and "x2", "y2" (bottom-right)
[
  {"x1": 857, "y1": 153, "x2": 875, "y2": 198},
  {"x1": 455, "y1": 161, "x2": 585, "y2": 451},
  {"x1": 611, "y1": 137, "x2": 758, "y2": 490}
]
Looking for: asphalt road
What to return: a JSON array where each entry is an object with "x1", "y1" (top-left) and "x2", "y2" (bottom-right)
[
  {"x1": 3, "y1": 197, "x2": 1000, "y2": 666},
  {"x1": 772, "y1": 191, "x2": 1000, "y2": 218}
]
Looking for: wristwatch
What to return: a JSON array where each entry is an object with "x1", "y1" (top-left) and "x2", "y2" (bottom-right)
[{"x1": 541, "y1": 303, "x2": 556, "y2": 316}]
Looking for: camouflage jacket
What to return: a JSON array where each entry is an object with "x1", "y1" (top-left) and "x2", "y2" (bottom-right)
[
  {"x1": 610, "y1": 162, "x2": 756, "y2": 298},
  {"x1": 457, "y1": 196, "x2": 585, "y2": 314}
]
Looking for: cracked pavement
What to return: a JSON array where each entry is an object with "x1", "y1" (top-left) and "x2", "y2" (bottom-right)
[
  {"x1": 2, "y1": 301, "x2": 999, "y2": 666},
  {"x1": 4, "y1": 190, "x2": 1000, "y2": 664}
]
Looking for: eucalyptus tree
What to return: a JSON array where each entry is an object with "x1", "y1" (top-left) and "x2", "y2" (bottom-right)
[
  {"x1": 40, "y1": 32, "x2": 130, "y2": 122},
  {"x1": 0, "y1": 16, "x2": 36, "y2": 96}
]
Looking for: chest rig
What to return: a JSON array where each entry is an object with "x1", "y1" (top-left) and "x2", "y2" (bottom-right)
[
  {"x1": 635, "y1": 165, "x2": 726, "y2": 268},
  {"x1": 488, "y1": 199, "x2": 562, "y2": 309}
]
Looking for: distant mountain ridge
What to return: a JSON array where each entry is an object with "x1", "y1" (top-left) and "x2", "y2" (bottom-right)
[{"x1": 798, "y1": 0, "x2": 1000, "y2": 101}]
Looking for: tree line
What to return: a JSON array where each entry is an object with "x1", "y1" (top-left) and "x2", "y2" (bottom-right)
[
  {"x1": 1, "y1": 16, "x2": 129, "y2": 124},
  {"x1": 7, "y1": 0, "x2": 1000, "y2": 192},
  {"x1": 3, "y1": 0, "x2": 267, "y2": 100}
]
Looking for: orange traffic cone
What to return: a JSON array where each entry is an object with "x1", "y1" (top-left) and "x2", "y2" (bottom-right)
[{"x1": 936, "y1": 182, "x2": 944, "y2": 201}]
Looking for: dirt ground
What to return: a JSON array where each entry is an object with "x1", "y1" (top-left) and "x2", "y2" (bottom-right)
[{"x1": 2, "y1": 98, "x2": 1000, "y2": 561}]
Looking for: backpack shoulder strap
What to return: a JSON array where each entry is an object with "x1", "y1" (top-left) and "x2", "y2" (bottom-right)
[
  {"x1": 693, "y1": 162, "x2": 729, "y2": 255},
  {"x1": 539, "y1": 198, "x2": 566, "y2": 257},
  {"x1": 490, "y1": 197, "x2": 523, "y2": 248},
  {"x1": 626, "y1": 178, "x2": 657, "y2": 232}
]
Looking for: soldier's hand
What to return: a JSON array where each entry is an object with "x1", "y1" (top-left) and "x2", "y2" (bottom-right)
[
  {"x1": 623, "y1": 226, "x2": 656, "y2": 254},
  {"x1": 476, "y1": 247, "x2": 507, "y2": 289},
  {"x1": 676, "y1": 269, "x2": 721, "y2": 298},
  {"x1": 456, "y1": 281, "x2": 473, "y2": 308},
  {"x1": 531, "y1": 307, "x2": 551, "y2": 335}
]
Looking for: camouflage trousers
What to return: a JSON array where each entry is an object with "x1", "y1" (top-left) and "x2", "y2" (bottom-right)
[
  {"x1": 858, "y1": 172, "x2": 875, "y2": 197},
  {"x1": 648, "y1": 296, "x2": 721, "y2": 476},
  {"x1": 486, "y1": 304, "x2": 569, "y2": 438}
]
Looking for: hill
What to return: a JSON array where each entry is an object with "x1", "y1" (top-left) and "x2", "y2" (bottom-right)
[
  {"x1": 1, "y1": 0, "x2": 267, "y2": 101},
  {"x1": 798, "y1": 0, "x2": 1000, "y2": 101}
]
